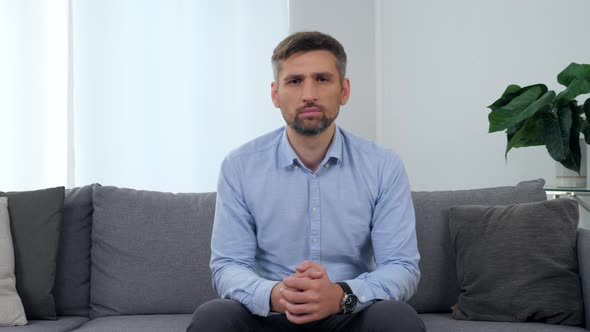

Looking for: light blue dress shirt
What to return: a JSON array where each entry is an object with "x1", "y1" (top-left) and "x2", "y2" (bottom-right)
[{"x1": 210, "y1": 126, "x2": 420, "y2": 316}]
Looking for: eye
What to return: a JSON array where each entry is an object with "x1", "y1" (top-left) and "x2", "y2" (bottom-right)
[
  {"x1": 287, "y1": 78, "x2": 302, "y2": 85},
  {"x1": 317, "y1": 76, "x2": 330, "y2": 82}
]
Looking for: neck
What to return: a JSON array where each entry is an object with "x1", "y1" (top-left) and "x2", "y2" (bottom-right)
[{"x1": 286, "y1": 124, "x2": 336, "y2": 172}]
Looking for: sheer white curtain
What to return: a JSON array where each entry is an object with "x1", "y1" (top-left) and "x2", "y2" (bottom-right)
[
  {"x1": 1, "y1": 0, "x2": 288, "y2": 192},
  {"x1": 0, "y1": 0, "x2": 69, "y2": 191},
  {"x1": 73, "y1": 0, "x2": 288, "y2": 192}
]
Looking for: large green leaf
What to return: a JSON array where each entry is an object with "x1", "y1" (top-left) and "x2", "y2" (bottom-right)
[
  {"x1": 541, "y1": 107, "x2": 570, "y2": 162},
  {"x1": 505, "y1": 111, "x2": 546, "y2": 157},
  {"x1": 566, "y1": 103, "x2": 582, "y2": 174},
  {"x1": 488, "y1": 85, "x2": 554, "y2": 133},
  {"x1": 554, "y1": 63, "x2": 590, "y2": 106},
  {"x1": 558, "y1": 63, "x2": 590, "y2": 86},
  {"x1": 541, "y1": 104, "x2": 582, "y2": 173},
  {"x1": 488, "y1": 84, "x2": 523, "y2": 111},
  {"x1": 582, "y1": 100, "x2": 590, "y2": 144}
]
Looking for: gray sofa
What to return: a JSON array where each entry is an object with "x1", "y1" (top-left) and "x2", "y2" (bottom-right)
[{"x1": 2, "y1": 179, "x2": 588, "y2": 331}]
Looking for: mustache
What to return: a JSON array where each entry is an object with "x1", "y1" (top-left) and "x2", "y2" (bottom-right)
[{"x1": 296, "y1": 102, "x2": 323, "y2": 113}]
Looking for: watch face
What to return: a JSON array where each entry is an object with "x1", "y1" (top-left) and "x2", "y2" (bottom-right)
[{"x1": 344, "y1": 294, "x2": 358, "y2": 313}]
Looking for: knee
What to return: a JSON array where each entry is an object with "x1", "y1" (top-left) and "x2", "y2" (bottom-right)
[
  {"x1": 194, "y1": 298, "x2": 245, "y2": 317},
  {"x1": 186, "y1": 299, "x2": 248, "y2": 332},
  {"x1": 364, "y1": 300, "x2": 425, "y2": 332}
]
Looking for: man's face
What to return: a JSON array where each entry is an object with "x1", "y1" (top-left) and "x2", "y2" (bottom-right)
[{"x1": 271, "y1": 50, "x2": 350, "y2": 136}]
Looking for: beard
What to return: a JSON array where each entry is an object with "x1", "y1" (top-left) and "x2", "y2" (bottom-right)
[{"x1": 283, "y1": 103, "x2": 338, "y2": 136}]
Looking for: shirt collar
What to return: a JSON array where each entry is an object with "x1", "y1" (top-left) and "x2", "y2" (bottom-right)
[
  {"x1": 278, "y1": 128, "x2": 299, "y2": 168},
  {"x1": 277, "y1": 126, "x2": 343, "y2": 168},
  {"x1": 324, "y1": 126, "x2": 343, "y2": 166}
]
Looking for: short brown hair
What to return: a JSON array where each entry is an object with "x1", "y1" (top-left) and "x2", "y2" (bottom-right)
[{"x1": 271, "y1": 31, "x2": 347, "y2": 81}]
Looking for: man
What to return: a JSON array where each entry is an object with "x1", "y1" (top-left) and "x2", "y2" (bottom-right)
[{"x1": 187, "y1": 31, "x2": 424, "y2": 331}]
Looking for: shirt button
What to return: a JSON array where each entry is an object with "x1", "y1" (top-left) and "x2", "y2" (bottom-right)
[
  {"x1": 312, "y1": 207, "x2": 317, "y2": 212},
  {"x1": 324, "y1": 164, "x2": 330, "y2": 168},
  {"x1": 294, "y1": 165, "x2": 299, "y2": 170},
  {"x1": 312, "y1": 238, "x2": 318, "y2": 243},
  {"x1": 361, "y1": 296, "x2": 366, "y2": 302}
]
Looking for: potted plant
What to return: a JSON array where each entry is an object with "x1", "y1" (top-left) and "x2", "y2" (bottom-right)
[{"x1": 487, "y1": 63, "x2": 590, "y2": 175}]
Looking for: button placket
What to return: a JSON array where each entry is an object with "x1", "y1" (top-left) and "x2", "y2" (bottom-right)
[{"x1": 309, "y1": 172, "x2": 321, "y2": 263}]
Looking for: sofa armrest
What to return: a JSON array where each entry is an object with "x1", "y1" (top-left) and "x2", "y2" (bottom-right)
[{"x1": 577, "y1": 228, "x2": 590, "y2": 330}]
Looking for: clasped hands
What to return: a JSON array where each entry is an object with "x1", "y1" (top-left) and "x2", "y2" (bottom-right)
[{"x1": 270, "y1": 260, "x2": 344, "y2": 324}]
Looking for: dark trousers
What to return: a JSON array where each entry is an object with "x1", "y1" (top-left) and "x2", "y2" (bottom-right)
[{"x1": 187, "y1": 298, "x2": 425, "y2": 332}]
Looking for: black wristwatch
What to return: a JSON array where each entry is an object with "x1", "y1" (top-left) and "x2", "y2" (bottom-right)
[{"x1": 336, "y1": 282, "x2": 358, "y2": 314}]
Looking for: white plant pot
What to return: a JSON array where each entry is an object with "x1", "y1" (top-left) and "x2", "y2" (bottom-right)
[{"x1": 556, "y1": 139, "x2": 588, "y2": 188}]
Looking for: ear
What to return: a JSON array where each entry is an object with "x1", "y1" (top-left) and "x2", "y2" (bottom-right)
[
  {"x1": 340, "y1": 78, "x2": 351, "y2": 105},
  {"x1": 271, "y1": 81, "x2": 280, "y2": 108}
]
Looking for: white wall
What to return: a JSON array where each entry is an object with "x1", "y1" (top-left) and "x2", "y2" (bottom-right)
[
  {"x1": 288, "y1": 0, "x2": 377, "y2": 140},
  {"x1": 378, "y1": 0, "x2": 590, "y2": 191},
  {"x1": 290, "y1": 0, "x2": 590, "y2": 191}
]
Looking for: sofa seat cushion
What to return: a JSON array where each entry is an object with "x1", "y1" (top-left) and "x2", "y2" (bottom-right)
[
  {"x1": 408, "y1": 179, "x2": 547, "y2": 313},
  {"x1": 90, "y1": 186, "x2": 218, "y2": 318},
  {"x1": 420, "y1": 314, "x2": 587, "y2": 332},
  {"x1": 0, "y1": 316, "x2": 89, "y2": 332},
  {"x1": 74, "y1": 314, "x2": 191, "y2": 332}
]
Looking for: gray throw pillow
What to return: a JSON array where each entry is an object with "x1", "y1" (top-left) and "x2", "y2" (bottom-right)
[
  {"x1": 0, "y1": 187, "x2": 65, "y2": 320},
  {"x1": 408, "y1": 178, "x2": 547, "y2": 313},
  {"x1": 90, "y1": 186, "x2": 218, "y2": 318},
  {"x1": 0, "y1": 197, "x2": 27, "y2": 326},
  {"x1": 449, "y1": 198, "x2": 583, "y2": 325},
  {"x1": 54, "y1": 184, "x2": 95, "y2": 316}
]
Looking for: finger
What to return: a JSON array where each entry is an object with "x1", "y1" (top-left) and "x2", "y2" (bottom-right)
[
  {"x1": 283, "y1": 275, "x2": 314, "y2": 290},
  {"x1": 280, "y1": 288, "x2": 303, "y2": 303},
  {"x1": 285, "y1": 310, "x2": 318, "y2": 325},
  {"x1": 279, "y1": 284, "x2": 299, "y2": 293},
  {"x1": 295, "y1": 260, "x2": 326, "y2": 273},
  {"x1": 296, "y1": 261, "x2": 326, "y2": 279},
  {"x1": 280, "y1": 273, "x2": 308, "y2": 292},
  {"x1": 281, "y1": 287, "x2": 319, "y2": 304},
  {"x1": 295, "y1": 269, "x2": 324, "y2": 279},
  {"x1": 283, "y1": 300, "x2": 318, "y2": 316},
  {"x1": 295, "y1": 260, "x2": 312, "y2": 273}
]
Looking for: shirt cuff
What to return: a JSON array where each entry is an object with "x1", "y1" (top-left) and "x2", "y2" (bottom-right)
[
  {"x1": 345, "y1": 279, "x2": 373, "y2": 304},
  {"x1": 252, "y1": 279, "x2": 280, "y2": 316},
  {"x1": 341, "y1": 279, "x2": 375, "y2": 314}
]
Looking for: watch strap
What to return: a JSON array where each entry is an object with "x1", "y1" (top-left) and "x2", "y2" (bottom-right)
[
  {"x1": 336, "y1": 282, "x2": 357, "y2": 314},
  {"x1": 336, "y1": 282, "x2": 353, "y2": 295}
]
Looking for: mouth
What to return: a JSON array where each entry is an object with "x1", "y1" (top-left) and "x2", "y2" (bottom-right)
[{"x1": 298, "y1": 105, "x2": 322, "y2": 118}]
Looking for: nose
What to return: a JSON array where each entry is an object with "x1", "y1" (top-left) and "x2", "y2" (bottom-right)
[{"x1": 301, "y1": 81, "x2": 318, "y2": 103}]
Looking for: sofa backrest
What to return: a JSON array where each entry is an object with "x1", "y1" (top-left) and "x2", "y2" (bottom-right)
[
  {"x1": 89, "y1": 186, "x2": 217, "y2": 319},
  {"x1": 53, "y1": 179, "x2": 548, "y2": 317},
  {"x1": 407, "y1": 179, "x2": 547, "y2": 313},
  {"x1": 54, "y1": 184, "x2": 218, "y2": 318}
]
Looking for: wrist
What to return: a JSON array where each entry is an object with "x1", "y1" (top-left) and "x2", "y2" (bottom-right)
[
  {"x1": 333, "y1": 282, "x2": 344, "y2": 314},
  {"x1": 270, "y1": 282, "x2": 284, "y2": 313},
  {"x1": 336, "y1": 282, "x2": 358, "y2": 314}
]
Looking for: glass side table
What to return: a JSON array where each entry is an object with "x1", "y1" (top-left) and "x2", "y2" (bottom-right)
[{"x1": 544, "y1": 186, "x2": 590, "y2": 212}]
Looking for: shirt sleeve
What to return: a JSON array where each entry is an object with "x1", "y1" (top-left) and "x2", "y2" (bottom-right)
[
  {"x1": 345, "y1": 153, "x2": 421, "y2": 305},
  {"x1": 210, "y1": 156, "x2": 279, "y2": 316}
]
